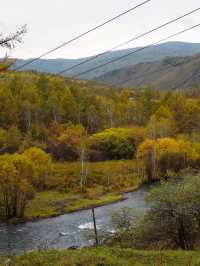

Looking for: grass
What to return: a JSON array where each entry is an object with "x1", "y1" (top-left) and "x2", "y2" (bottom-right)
[
  {"x1": 51, "y1": 160, "x2": 142, "y2": 192},
  {"x1": 1, "y1": 247, "x2": 200, "y2": 266},
  {"x1": 25, "y1": 189, "x2": 124, "y2": 220}
]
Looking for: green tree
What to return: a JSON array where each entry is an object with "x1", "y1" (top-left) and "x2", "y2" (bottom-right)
[
  {"x1": 134, "y1": 176, "x2": 200, "y2": 250},
  {"x1": 89, "y1": 127, "x2": 145, "y2": 160}
]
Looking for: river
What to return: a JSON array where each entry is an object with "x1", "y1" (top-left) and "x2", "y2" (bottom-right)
[{"x1": 0, "y1": 185, "x2": 151, "y2": 255}]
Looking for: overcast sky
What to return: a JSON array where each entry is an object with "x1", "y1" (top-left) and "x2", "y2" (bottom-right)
[{"x1": 0, "y1": 0, "x2": 199, "y2": 59}]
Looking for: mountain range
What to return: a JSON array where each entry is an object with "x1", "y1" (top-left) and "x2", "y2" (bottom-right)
[{"x1": 13, "y1": 42, "x2": 200, "y2": 81}]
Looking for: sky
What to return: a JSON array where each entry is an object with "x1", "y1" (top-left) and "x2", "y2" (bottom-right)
[{"x1": 0, "y1": 0, "x2": 200, "y2": 59}]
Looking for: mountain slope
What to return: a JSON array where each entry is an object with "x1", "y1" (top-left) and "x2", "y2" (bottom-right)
[
  {"x1": 96, "y1": 53, "x2": 200, "y2": 90},
  {"x1": 13, "y1": 42, "x2": 200, "y2": 79}
]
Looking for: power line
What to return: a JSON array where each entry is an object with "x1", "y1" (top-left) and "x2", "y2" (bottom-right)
[
  {"x1": 117, "y1": 36, "x2": 200, "y2": 87},
  {"x1": 57, "y1": 7, "x2": 200, "y2": 75},
  {"x1": 13, "y1": 0, "x2": 151, "y2": 71},
  {"x1": 71, "y1": 23, "x2": 200, "y2": 80}
]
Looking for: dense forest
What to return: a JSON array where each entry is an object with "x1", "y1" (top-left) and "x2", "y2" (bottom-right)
[{"x1": 0, "y1": 69, "x2": 200, "y2": 225}]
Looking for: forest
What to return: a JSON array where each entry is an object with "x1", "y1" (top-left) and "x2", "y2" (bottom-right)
[{"x1": 0, "y1": 69, "x2": 200, "y2": 225}]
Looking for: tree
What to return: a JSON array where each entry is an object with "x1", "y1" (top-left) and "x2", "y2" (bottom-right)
[
  {"x1": 0, "y1": 126, "x2": 22, "y2": 154},
  {"x1": 19, "y1": 82, "x2": 39, "y2": 132},
  {"x1": 47, "y1": 123, "x2": 86, "y2": 161},
  {"x1": 0, "y1": 25, "x2": 27, "y2": 72},
  {"x1": 134, "y1": 176, "x2": 200, "y2": 250},
  {"x1": 157, "y1": 138, "x2": 199, "y2": 177},
  {"x1": 181, "y1": 100, "x2": 200, "y2": 134},
  {"x1": 0, "y1": 154, "x2": 35, "y2": 219},
  {"x1": 137, "y1": 139, "x2": 157, "y2": 182},
  {"x1": 164, "y1": 92, "x2": 186, "y2": 133},
  {"x1": 137, "y1": 87, "x2": 160, "y2": 125},
  {"x1": 0, "y1": 25, "x2": 27, "y2": 49},
  {"x1": 5, "y1": 126, "x2": 22, "y2": 153},
  {"x1": 23, "y1": 147, "x2": 52, "y2": 190},
  {"x1": 147, "y1": 106, "x2": 176, "y2": 139},
  {"x1": 0, "y1": 85, "x2": 18, "y2": 128},
  {"x1": 137, "y1": 137, "x2": 199, "y2": 181}
]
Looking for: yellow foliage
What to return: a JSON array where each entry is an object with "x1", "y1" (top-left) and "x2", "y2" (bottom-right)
[{"x1": 137, "y1": 137, "x2": 200, "y2": 181}]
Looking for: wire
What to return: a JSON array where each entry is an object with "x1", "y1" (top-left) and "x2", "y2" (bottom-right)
[
  {"x1": 72, "y1": 23, "x2": 200, "y2": 79},
  {"x1": 13, "y1": 0, "x2": 151, "y2": 71},
  {"x1": 57, "y1": 7, "x2": 200, "y2": 75}
]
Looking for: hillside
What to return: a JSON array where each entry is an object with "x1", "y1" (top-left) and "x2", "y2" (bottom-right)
[
  {"x1": 96, "y1": 53, "x2": 200, "y2": 90},
  {"x1": 12, "y1": 42, "x2": 200, "y2": 79}
]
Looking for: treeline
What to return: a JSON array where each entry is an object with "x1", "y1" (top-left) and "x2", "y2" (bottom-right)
[{"x1": 0, "y1": 71, "x2": 200, "y2": 158}]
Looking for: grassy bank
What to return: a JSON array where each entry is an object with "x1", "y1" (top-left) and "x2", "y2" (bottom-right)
[
  {"x1": 24, "y1": 160, "x2": 143, "y2": 220},
  {"x1": 1, "y1": 248, "x2": 200, "y2": 266},
  {"x1": 24, "y1": 190, "x2": 124, "y2": 220}
]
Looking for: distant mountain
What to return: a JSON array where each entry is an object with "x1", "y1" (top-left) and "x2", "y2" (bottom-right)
[
  {"x1": 13, "y1": 42, "x2": 200, "y2": 79},
  {"x1": 96, "y1": 53, "x2": 200, "y2": 90}
]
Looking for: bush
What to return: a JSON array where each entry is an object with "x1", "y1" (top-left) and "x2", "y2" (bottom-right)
[
  {"x1": 23, "y1": 147, "x2": 53, "y2": 190},
  {"x1": 110, "y1": 207, "x2": 135, "y2": 248},
  {"x1": 134, "y1": 176, "x2": 200, "y2": 250},
  {"x1": 89, "y1": 127, "x2": 145, "y2": 161}
]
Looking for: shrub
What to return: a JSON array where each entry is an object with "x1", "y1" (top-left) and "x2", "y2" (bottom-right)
[
  {"x1": 89, "y1": 127, "x2": 145, "y2": 161},
  {"x1": 23, "y1": 147, "x2": 53, "y2": 190},
  {"x1": 134, "y1": 176, "x2": 200, "y2": 250}
]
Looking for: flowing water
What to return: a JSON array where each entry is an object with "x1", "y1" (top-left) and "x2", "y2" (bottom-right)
[{"x1": 0, "y1": 185, "x2": 151, "y2": 255}]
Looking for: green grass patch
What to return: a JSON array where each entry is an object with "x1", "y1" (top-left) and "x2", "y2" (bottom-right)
[
  {"x1": 25, "y1": 189, "x2": 124, "y2": 220},
  {"x1": 2, "y1": 247, "x2": 200, "y2": 266}
]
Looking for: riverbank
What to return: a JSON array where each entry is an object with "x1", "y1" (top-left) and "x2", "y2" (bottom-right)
[
  {"x1": 1, "y1": 247, "x2": 200, "y2": 266},
  {"x1": 24, "y1": 184, "x2": 141, "y2": 222},
  {"x1": 16, "y1": 159, "x2": 145, "y2": 222},
  {"x1": 0, "y1": 160, "x2": 145, "y2": 223}
]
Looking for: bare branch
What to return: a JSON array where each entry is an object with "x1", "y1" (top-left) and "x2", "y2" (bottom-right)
[{"x1": 0, "y1": 24, "x2": 27, "y2": 49}]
